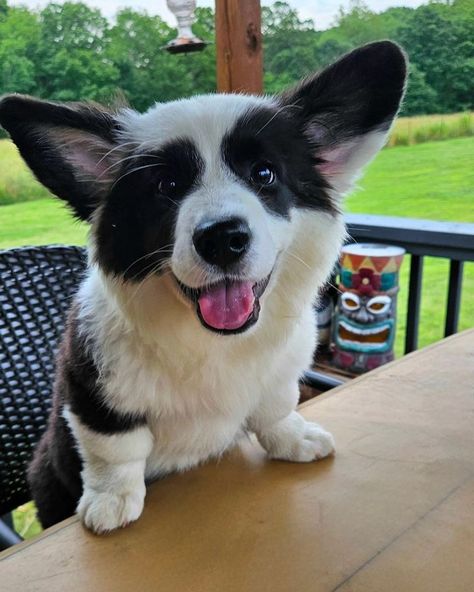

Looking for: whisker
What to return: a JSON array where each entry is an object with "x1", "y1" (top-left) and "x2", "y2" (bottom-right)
[
  {"x1": 285, "y1": 250, "x2": 311, "y2": 270},
  {"x1": 124, "y1": 259, "x2": 172, "y2": 307},
  {"x1": 122, "y1": 243, "x2": 175, "y2": 278},
  {"x1": 111, "y1": 163, "x2": 164, "y2": 189},
  {"x1": 126, "y1": 251, "x2": 174, "y2": 283},
  {"x1": 256, "y1": 103, "x2": 300, "y2": 136},
  {"x1": 325, "y1": 281, "x2": 343, "y2": 296},
  {"x1": 98, "y1": 152, "x2": 165, "y2": 178},
  {"x1": 96, "y1": 141, "x2": 141, "y2": 166}
]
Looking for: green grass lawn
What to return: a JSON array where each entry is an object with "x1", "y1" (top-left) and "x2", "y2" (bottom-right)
[
  {"x1": 0, "y1": 140, "x2": 51, "y2": 206},
  {"x1": 347, "y1": 137, "x2": 474, "y2": 220}
]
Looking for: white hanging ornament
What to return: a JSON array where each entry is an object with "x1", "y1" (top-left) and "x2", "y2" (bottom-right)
[{"x1": 165, "y1": 0, "x2": 207, "y2": 54}]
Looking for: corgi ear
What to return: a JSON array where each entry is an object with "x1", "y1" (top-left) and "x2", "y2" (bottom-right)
[
  {"x1": 0, "y1": 95, "x2": 124, "y2": 220},
  {"x1": 280, "y1": 41, "x2": 407, "y2": 196}
]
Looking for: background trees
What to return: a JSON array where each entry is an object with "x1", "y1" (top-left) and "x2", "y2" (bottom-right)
[{"x1": 0, "y1": 0, "x2": 472, "y2": 115}]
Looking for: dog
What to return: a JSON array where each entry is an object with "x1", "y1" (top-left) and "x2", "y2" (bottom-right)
[{"x1": 0, "y1": 41, "x2": 406, "y2": 534}]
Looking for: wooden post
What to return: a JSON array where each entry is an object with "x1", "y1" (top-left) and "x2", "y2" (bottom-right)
[{"x1": 215, "y1": 0, "x2": 263, "y2": 94}]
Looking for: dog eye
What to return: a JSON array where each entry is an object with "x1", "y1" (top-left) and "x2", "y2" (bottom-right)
[
  {"x1": 158, "y1": 176, "x2": 178, "y2": 197},
  {"x1": 250, "y1": 162, "x2": 275, "y2": 186}
]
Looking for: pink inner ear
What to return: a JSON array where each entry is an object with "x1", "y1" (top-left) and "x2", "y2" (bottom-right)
[
  {"x1": 318, "y1": 141, "x2": 356, "y2": 177},
  {"x1": 55, "y1": 130, "x2": 114, "y2": 182},
  {"x1": 69, "y1": 145, "x2": 110, "y2": 179}
]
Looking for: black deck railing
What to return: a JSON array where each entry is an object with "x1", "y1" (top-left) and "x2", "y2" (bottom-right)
[{"x1": 302, "y1": 214, "x2": 474, "y2": 392}]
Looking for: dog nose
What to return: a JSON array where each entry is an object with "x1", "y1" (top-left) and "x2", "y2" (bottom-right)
[{"x1": 193, "y1": 218, "x2": 251, "y2": 268}]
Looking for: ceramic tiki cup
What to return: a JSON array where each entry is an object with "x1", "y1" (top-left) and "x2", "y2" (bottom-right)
[{"x1": 332, "y1": 243, "x2": 405, "y2": 373}]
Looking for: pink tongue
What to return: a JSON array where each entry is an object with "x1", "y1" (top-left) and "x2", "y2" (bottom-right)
[{"x1": 198, "y1": 281, "x2": 255, "y2": 330}]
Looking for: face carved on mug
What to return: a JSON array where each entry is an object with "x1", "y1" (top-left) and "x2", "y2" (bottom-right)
[{"x1": 336, "y1": 291, "x2": 394, "y2": 352}]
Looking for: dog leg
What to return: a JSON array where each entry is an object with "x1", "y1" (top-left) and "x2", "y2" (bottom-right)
[{"x1": 65, "y1": 409, "x2": 154, "y2": 533}]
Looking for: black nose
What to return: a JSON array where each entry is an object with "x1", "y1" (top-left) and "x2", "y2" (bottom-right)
[{"x1": 193, "y1": 218, "x2": 251, "y2": 268}]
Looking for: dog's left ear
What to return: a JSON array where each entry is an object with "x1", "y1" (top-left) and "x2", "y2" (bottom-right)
[
  {"x1": 0, "y1": 95, "x2": 123, "y2": 220},
  {"x1": 280, "y1": 41, "x2": 407, "y2": 195}
]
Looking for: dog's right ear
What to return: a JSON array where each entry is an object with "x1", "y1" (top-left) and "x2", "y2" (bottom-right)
[{"x1": 0, "y1": 94, "x2": 124, "y2": 221}]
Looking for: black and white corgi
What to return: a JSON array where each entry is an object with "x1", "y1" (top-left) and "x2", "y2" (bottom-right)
[{"x1": 0, "y1": 41, "x2": 406, "y2": 534}]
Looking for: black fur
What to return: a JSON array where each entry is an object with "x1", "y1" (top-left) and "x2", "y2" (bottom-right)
[
  {"x1": 280, "y1": 41, "x2": 407, "y2": 146},
  {"x1": 95, "y1": 138, "x2": 204, "y2": 280},
  {"x1": 0, "y1": 95, "x2": 120, "y2": 220},
  {"x1": 222, "y1": 105, "x2": 334, "y2": 218},
  {"x1": 64, "y1": 310, "x2": 147, "y2": 433}
]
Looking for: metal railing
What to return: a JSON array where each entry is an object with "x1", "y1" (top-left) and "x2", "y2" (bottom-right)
[{"x1": 302, "y1": 214, "x2": 474, "y2": 392}]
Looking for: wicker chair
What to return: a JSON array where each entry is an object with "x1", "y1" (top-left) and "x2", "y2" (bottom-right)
[{"x1": 0, "y1": 245, "x2": 87, "y2": 548}]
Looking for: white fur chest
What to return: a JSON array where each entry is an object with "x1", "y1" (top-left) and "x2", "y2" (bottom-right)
[{"x1": 102, "y1": 336, "x2": 273, "y2": 478}]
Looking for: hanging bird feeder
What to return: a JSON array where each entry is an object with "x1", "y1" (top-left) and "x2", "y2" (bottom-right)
[{"x1": 164, "y1": 0, "x2": 207, "y2": 54}]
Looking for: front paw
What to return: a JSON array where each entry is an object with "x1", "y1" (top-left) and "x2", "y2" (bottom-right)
[
  {"x1": 77, "y1": 486, "x2": 145, "y2": 534},
  {"x1": 292, "y1": 422, "x2": 335, "y2": 462},
  {"x1": 259, "y1": 412, "x2": 335, "y2": 463}
]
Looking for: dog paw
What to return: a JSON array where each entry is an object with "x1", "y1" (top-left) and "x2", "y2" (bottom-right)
[
  {"x1": 260, "y1": 413, "x2": 335, "y2": 463},
  {"x1": 291, "y1": 422, "x2": 335, "y2": 462},
  {"x1": 77, "y1": 486, "x2": 145, "y2": 534}
]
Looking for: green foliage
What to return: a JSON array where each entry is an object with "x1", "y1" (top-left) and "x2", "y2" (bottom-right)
[
  {"x1": 106, "y1": 7, "x2": 216, "y2": 110},
  {"x1": 396, "y1": 3, "x2": 474, "y2": 114},
  {"x1": 401, "y1": 63, "x2": 440, "y2": 116},
  {"x1": 0, "y1": 7, "x2": 40, "y2": 96},
  {"x1": 0, "y1": 1, "x2": 472, "y2": 115}
]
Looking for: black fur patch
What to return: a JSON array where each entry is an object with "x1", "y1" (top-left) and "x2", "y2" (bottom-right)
[
  {"x1": 95, "y1": 138, "x2": 204, "y2": 280},
  {"x1": 0, "y1": 95, "x2": 120, "y2": 220},
  {"x1": 62, "y1": 307, "x2": 147, "y2": 433},
  {"x1": 222, "y1": 105, "x2": 334, "y2": 218},
  {"x1": 280, "y1": 41, "x2": 407, "y2": 146},
  {"x1": 27, "y1": 408, "x2": 83, "y2": 528}
]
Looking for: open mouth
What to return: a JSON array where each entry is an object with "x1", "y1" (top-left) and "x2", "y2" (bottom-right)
[
  {"x1": 176, "y1": 275, "x2": 270, "y2": 335},
  {"x1": 337, "y1": 319, "x2": 393, "y2": 351}
]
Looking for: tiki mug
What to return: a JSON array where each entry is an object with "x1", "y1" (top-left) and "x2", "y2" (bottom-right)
[{"x1": 333, "y1": 244, "x2": 405, "y2": 373}]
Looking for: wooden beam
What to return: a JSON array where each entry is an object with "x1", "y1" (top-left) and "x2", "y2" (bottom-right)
[{"x1": 215, "y1": 0, "x2": 263, "y2": 94}]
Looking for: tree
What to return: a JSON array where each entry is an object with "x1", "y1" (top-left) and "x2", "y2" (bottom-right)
[
  {"x1": 263, "y1": 2, "x2": 319, "y2": 92},
  {"x1": 35, "y1": 2, "x2": 119, "y2": 101},
  {"x1": 0, "y1": 1, "x2": 472, "y2": 116},
  {"x1": 401, "y1": 64, "x2": 439, "y2": 116},
  {"x1": 397, "y1": 3, "x2": 474, "y2": 112},
  {"x1": 0, "y1": 0, "x2": 8, "y2": 19},
  {"x1": 0, "y1": 7, "x2": 40, "y2": 95}
]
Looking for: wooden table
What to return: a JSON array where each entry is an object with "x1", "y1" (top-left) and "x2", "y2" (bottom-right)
[{"x1": 2, "y1": 330, "x2": 473, "y2": 592}]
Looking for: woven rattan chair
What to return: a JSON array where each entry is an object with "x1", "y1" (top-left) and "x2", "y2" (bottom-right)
[{"x1": 0, "y1": 245, "x2": 87, "y2": 548}]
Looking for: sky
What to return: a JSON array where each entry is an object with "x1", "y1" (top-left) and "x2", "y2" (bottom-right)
[{"x1": 10, "y1": 0, "x2": 427, "y2": 30}]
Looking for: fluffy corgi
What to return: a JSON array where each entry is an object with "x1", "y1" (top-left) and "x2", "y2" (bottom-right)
[{"x1": 0, "y1": 41, "x2": 406, "y2": 533}]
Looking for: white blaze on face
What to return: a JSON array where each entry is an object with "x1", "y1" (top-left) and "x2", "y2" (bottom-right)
[{"x1": 118, "y1": 94, "x2": 293, "y2": 291}]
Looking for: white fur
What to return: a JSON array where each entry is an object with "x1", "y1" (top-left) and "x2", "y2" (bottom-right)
[
  {"x1": 70, "y1": 92, "x2": 389, "y2": 532},
  {"x1": 64, "y1": 407, "x2": 153, "y2": 532}
]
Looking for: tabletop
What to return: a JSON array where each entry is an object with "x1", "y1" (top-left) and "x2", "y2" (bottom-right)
[{"x1": 1, "y1": 329, "x2": 473, "y2": 592}]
